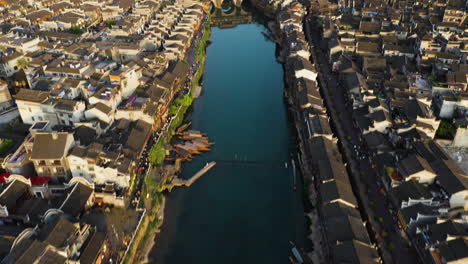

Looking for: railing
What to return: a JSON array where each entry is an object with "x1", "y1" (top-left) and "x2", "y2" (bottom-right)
[{"x1": 120, "y1": 208, "x2": 146, "y2": 264}]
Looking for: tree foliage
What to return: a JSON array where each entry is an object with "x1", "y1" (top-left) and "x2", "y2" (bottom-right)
[
  {"x1": 429, "y1": 73, "x2": 443, "y2": 87},
  {"x1": 16, "y1": 58, "x2": 29, "y2": 70},
  {"x1": 148, "y1": 140, "x2": 166, "y2": 165},
  {"x1": 69, "y1": 26, "x2": 84, "y2": 35},
  {"x1": 436, "y1": 119, "x2": 456, "y2": 139},
  {"x1": 0, "y1": 139, "x2": 14, "y2": 156},
  {"x1": 105, "y1": 20, "x2": 115, "y2": 28},
  {"x1": 175, "y1": 94, "x2": 193, "y2": 107}
]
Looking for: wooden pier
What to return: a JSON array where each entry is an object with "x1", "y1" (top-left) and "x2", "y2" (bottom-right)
[{"x1": 162, "y1": 161, "x2": 216, "y2": 191}]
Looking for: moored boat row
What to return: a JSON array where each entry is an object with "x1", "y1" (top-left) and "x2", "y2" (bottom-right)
[{"x1": 166, "y1": 122, "x2": 214, "y2": 161}]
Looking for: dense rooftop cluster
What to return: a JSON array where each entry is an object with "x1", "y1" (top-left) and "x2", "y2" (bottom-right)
[
  {"x1": 277, "y1": 2, "x2": 382, "y2": 263},
  {"x1": 277, "y1": 0, "x2": 468, "y2": 263},
  {"x1": 0, "y1": 0, "x2": 207, "y2": 262}
]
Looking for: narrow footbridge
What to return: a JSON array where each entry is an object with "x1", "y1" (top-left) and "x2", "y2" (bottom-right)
[{"x1": 213, "y1": 159, "x2": 290, "y2": 168}]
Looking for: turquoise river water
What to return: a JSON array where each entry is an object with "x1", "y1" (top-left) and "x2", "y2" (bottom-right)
[{"x1": 149, "y1": 14, "x2": 307, "y2": 264}]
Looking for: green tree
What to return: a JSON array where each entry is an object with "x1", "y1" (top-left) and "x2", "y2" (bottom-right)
[
  {"x1": 169, "y1": 105, "x2": 179, "y2": 115},
  {"x1": 175, "y1": 94, "x2": 193, "y2": 107},
  {"x1": 436, "y1": 119, "x2": 456, "y2": 139},
  {"x1": 105, "y1": 20, "x2": 115, "y2": 29},
  {"x1": 16, "y1": 58, "x2": 29, "y2": 70},
  {"x1": 429, "y1": 73, "x2": 442, "y2": 87},
  {"x1": 69, "y1": 26, "x2": 84, "y2": 35},
  {"x1": 0, "y1": 139, "x2": 14, "y2": 156},
  {"x1": 148, "y1": 141, "x2": 166, "y2": 165}
]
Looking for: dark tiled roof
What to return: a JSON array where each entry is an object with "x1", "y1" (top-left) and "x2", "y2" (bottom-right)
[
  {"x1": 400, "y1": 203, "x2": 439, "y2": 225},
  {"x1": 332, "y1": 240, "x2": 380, "y2": 264},
  {"x1": 14, "y1": 89, "x2": 49, "y2": 103},
  {"x1": 30, "y1": 133, "x2": 71, "y2": 160},
  {"x1": 35, "y1": 247, "x2": 67, "y2": 264},
  {"x1": 79, "y1": 231, "x2": 106, "y2": 264},
  {"x1": 0, "y1": 180, "x2": 29, "y2": 211},
  {"x1": 363, "y1": 131, "x2": 390, "y2": 150},
  {"x1": 15, "y1": 240, "x2": 48, "y2": 264},
  {"x1": 324, "y1": 215, "x2": 371, "y2": 245},
  {"x1": 59, "y1": 182, "x2": 93, "y2": 217},
  {"x1": 426, "y1": 221, "x2": 468, "y2": 244},
  {"x1": 92, "y1": 102, "x2": 112, "y2": 115},
  {"x1": 54, "y1": 99, "x2": 78, "y2": 112},
  {"x1": 124, "y1": 120, "x2": 152, "y2": 159},
  {"x1": 322, "y1": 202, "x2": 360, "y2": 219},
  {"x1": 436, "y1": 238, "x2": 468, "y2": 263},
  {"x1": 398, "y1": 154, "x2": 434, "y2": 177},
  {"x1": 15, "y1": 198, "x2": 50, "y2": 224},
  {"x1": 308, "y1": 114, "x2": 332, "y2": 136},
  {"x1": 74, "y1": 126, "x2": 97, "y2": 147},
  {"x1": 389, "y1": 180, "x2": 432, "y2": 206},
  {"x1": 38, "y1": 217, "x2": 78, "y2": 248},
  {"x1": 430, "y1": 159, "x2": 468, "y2": 195},
  {"x1": 320, "y1": 179, "x2": 357, "y2": 207}
]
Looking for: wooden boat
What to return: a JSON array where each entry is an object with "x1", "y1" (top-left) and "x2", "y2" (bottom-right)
[
  {"x1": 179, "y1": 135, "x2": 208, "y2": 141},
  {"x1": 174, "y1": 148, "x2": 193, "y2": 159},
  {"x1": 193, "y1": 139, "x2": 214, "y2": 146},
  {"x1": 176, "y1": 121, "x2": 192, "y2": 134},
  {"x1": 181, "y1": 131, "x2": 207, "y2": 138},
  {"x1": 174, "y1": 144, "x2": 201, "y2": 154},
  {"x1": 186, "y1": 130, "x2": 206, "y2": 135}
]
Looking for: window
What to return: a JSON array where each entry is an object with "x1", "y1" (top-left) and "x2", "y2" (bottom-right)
[
  {"x1": 31, "y1": 116, "x2": 35, "y2": 121},
  {"x1": 44, "y1": 168, "x2": 51, "y2": 175},
  {"x1": 56, "y1": 167, "x2": 65, "y2": 175}
]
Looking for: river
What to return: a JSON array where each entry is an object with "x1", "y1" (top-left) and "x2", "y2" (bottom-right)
[{"x1": 149, "y1": 8, "x2": 307, "y2": 263}]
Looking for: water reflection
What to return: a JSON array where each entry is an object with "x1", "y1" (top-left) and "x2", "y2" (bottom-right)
[{"x1": 210, "y1": 1, "x2": 253, "y2": 28}]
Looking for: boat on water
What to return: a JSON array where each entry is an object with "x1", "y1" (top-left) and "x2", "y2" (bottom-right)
[
  {"x1": 174, "y1": 148, "x2": 193, "y2": 160},
  {"x1": 191, "y1": 143, "x2": 211, "y2": 151},
  {"x1": 176, "y1": 121, "x2": 192, "y2": 134},
  {"x1": 174, "y1": 144, "x2": 201, "y2": 154},
  {"x1": 179, "y1": 135, "x2": 208, "y2": 141},
  {"x1": 289, "y1": 241, "x2": 304, "y2": 264},
  {"x1": 182, "y1": 130, "x2": 207, "y2": 136}
]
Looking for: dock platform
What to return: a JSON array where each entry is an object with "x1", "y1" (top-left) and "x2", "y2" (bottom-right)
[{"x1": 163, "y1": 161, "x2": 216, "y2": 191}]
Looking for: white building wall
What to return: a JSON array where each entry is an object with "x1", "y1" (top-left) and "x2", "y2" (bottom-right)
[
  {"x1": 295, "y1": 69, "x2": 317, "y2": 82},
  {"x1": 449, "y1": 190, "x2": 468, "y2": 211},
  {"x1": 16, "y1": 101, "x2": 45, "y2": 124},
  {"x1": 407, "y1": 170, "x2": 437, "y2": 185},
  {"x1": 453, "y1": 128, "x2": 468, "y2": 148}
]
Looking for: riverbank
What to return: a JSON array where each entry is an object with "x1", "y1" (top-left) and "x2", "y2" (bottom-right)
[
  {"x1": 121, "y1": 14, "x2": 212, "y2": 264},
  {"x1": 271, "y1": 3, "x2": 324, "y2": 263}
]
